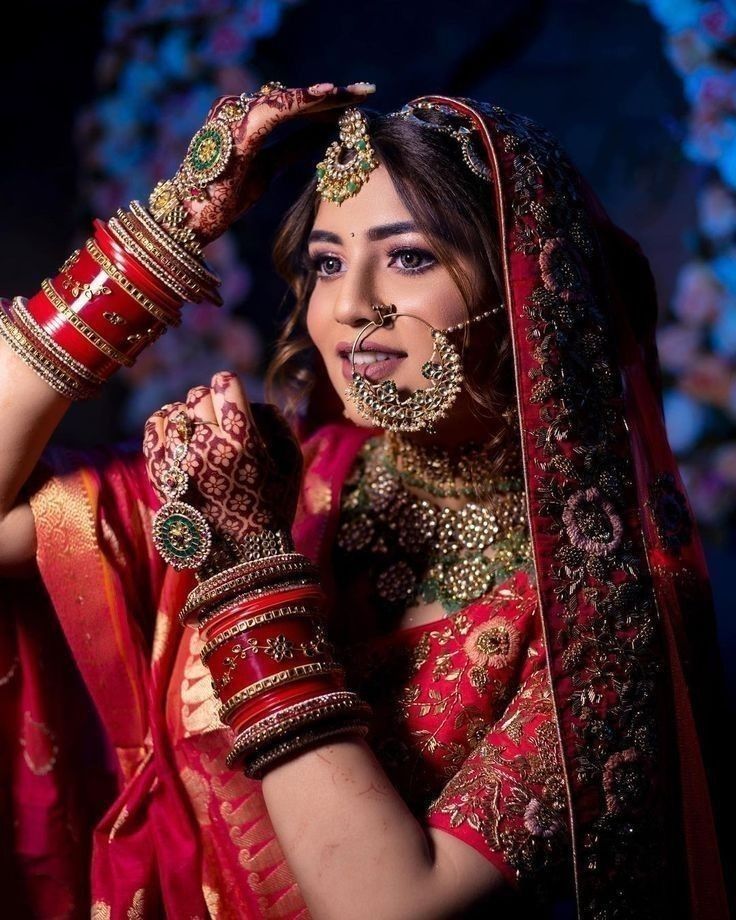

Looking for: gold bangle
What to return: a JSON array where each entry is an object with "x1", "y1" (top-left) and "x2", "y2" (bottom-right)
[
  {"x1": 12, "y1": 297, "x2": 105, "y2": 386},
  {"x1": 194, "y1": 552, "x2": 316, "y2": 592},
  {"x1": 186, "y1": 576, "x2": 321, "y2": 628},
  {"x1": 217, "y1": 661, "x2": 344, "y2": 723},
  {"x1": 200, "y1": 603, "x2": 326, "y2": 662},
  {"x1": 41, "y1": 278, "x2": 135, "y2": 367},
  {"x1": 116, "y1": 209, "x2": 214, "y2": 296},
  {"x1": 244, "y1": 719, "x2": 370, "y2": 779},
  {"x1": 188, "y1": 570, "x2": 322, "y2": 626},
  {"x1": 132, "y1": 197, "x2": 205, "y2": 260},
  {"x1": 108, "y1": 217, "x2": 194, "y2": 301},
  {"x1": 129, "y1": 201, "x2": 218, "y2": 284},
  {"x1": 233, "y1": 689, "x2": 362, "y2": 745},
  {"x1": 107, "y1": 218, "x2": 193, "y2": 301},
  {"x1": 85, "y1": 239, "x2": 181, "y2": 327},
  {"x1": 226, "y1": 694, "x2": 372, "y2": 766},
  {"x1": 0, "y1": 303, "x2": 96, "y2": 399},
  {"x1": 197, "y1": 528, "x2": 297, "y2": 582},
  {"x1": 185, "y1": 553, "x2": 319, "y2": 615}
]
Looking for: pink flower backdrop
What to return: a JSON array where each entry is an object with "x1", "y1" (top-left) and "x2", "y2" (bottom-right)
[{"x1": 632, "y1": 0, "x2": 736, "y2": 531}]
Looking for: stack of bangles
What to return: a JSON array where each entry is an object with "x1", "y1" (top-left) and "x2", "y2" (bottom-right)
[
  {"x1": 0, "y1": 200, "x2": 222, "y2": 400},
  {"x1": 179, "y1": 535, "x2": 373, "y2": 779}
]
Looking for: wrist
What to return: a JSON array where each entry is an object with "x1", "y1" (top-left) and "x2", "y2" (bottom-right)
[
  {"x1": 0, "y1": 207, "x2": 223, "y2": 401},
  {"x1": 170, "y1": 533, "x2": 372, "y2": 778}
]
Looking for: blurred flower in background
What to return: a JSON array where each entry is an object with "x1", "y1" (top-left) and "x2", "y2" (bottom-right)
[
  {"x1": 74, "y1": 0, "x2": 301, "y2": 435},
  {"x1": 634, "y1": 0, "x2": 736, "y2": 531}
]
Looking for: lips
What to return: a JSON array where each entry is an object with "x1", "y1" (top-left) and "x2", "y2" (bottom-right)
[
  {"x1": 341, "y1": 354, "x2": 406, "y2": 383},
  {"x1": 335, "y1": 340, "x2": 407, "y2": 358}
]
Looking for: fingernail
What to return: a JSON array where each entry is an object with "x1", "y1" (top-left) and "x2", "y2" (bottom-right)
[
  {"x1": 347, "y1": 82, "x2": 376, "y2": 93},
  {"x1": 308, "y1": 82, "x2": 334, "y2": 94}
]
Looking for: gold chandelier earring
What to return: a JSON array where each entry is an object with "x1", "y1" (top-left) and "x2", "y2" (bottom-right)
[{"x1": 344, "y1": 302, "x2": 504, "y2": 434}]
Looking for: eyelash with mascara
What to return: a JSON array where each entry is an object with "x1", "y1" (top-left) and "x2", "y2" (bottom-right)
[{"x1": 306, "y1": 247, "x2": 437, "y2": 278}]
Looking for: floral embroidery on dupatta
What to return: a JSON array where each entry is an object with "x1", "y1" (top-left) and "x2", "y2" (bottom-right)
[{"x1": 459, "y1": 99, "x2": 674, "y2": 917}]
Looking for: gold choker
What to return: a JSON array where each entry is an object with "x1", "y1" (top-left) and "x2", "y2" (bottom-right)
[{"x1": 383, "y1": 429, "x2": 522, "y2": 499}]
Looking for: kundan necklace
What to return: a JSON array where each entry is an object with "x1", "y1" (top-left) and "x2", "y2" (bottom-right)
[{"x1": 334, "y1": 433, "x2": 532, "y2": 618}]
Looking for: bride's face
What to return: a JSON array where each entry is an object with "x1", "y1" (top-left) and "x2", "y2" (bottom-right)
[{"x1": 305, "y1": 165, "x2": 494, "y2": 444}]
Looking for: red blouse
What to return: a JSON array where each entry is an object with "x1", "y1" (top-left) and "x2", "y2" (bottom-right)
[{"x1": 332, "y1": 562, "x2": 575, "y2": 907}]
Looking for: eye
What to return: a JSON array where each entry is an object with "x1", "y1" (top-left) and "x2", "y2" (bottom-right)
[
  {"x1": 306, "y1": 246, "x2": 437, "y2": 279},
  {"x1": 389, "y1": 247, "x2": 437, "y2": 275},
  {"x1": 308, "y1": 253, "x2": 343, "y2": 277}
]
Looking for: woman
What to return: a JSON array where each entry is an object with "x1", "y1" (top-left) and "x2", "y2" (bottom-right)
[{"x1": 0, "y1": 84, "x2": 729, "y2": 919}]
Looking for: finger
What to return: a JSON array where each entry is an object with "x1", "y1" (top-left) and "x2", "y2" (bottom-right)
[
  {"x1": 162, "y1": 401, "x2": 190, "y2": 456},
  {"x1": 143, "y1": 414, "x2": 168, "y2": 501},
  {"x1": 186, "y1": 385, "x2": 217, "y2": 425},
  {"x1": 143, "y1": 402, "x2": 176, "y2": 466},
  {"x1": 247, "y1": 82, "x2": 376, "y2": 134},
  {"x1": 300, "y1": 82, "x2": 376, "y2": 114},
  {"x1": 210, "y1": 370, "x2": 263, "y2": 449}
]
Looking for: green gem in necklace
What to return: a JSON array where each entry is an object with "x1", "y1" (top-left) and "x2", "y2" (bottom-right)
[{"x1": 334, "y1": 436, "x2": 532, "y2": 619}]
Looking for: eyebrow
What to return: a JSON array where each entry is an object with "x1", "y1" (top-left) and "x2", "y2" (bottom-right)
[{"x1": 308, "y1": 221, "x2": 419, "y2": 245}]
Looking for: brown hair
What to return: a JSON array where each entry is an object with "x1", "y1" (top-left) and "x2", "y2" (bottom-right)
[{"x1": 264, "y1": 110, "x2": 517, "y2": 470}]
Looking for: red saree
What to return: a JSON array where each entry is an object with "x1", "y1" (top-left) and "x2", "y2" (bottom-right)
[
  {"x1": 4, "y1": 423, "x2": 561, "y2": 918},
  {"x1": 1, "y1": 95, "x2": 731, "y2": 919}
]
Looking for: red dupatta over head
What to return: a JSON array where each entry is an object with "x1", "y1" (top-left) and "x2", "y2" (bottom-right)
[{"x1": 305, "y1": 96, "x2": 731, "y2": 919}]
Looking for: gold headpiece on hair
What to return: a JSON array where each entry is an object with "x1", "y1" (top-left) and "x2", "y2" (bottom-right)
[
  {"x1": 315, "y1": 107, "x2": 379, "y2": 205},
  {"x1": 387, "y1": 101, "x2": 492, "y2": 184}
]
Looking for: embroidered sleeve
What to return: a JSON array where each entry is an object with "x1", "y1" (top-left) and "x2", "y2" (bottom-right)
[{"x1": 424, "y1": 662, "x2": 573, "y2": 901}]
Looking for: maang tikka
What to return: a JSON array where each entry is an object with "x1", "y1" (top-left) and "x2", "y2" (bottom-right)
[{"x1": 344, "y1": 302, "x2": 504, "y2": 434}]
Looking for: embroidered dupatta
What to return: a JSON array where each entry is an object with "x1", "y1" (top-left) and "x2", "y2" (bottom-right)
[{"x1": 371, "y1": 96, "x2": 729, "y2": 919}]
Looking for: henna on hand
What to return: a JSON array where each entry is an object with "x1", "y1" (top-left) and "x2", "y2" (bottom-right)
[
  {"x1": 181, "y1": 83, "x2": 375, "y2": 246},
  {"x1": 143, "y1": 371, "x2": 303, "y2": 548}
]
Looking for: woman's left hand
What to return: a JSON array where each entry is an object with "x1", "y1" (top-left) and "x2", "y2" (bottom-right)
[{"x1": 143, "y1": 370, "x2": 303, "y2": 546}]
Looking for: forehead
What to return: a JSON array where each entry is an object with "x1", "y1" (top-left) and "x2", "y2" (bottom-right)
[{"x1": 312, "y1": 166, "x2": 411, "y2": 232}]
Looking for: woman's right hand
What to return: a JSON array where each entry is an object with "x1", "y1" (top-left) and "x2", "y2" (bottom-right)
[{"x1": 173, "y1": 81, "x2": 376, "y2": 247}]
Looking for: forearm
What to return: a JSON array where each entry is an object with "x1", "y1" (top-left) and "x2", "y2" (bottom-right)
[
  {"x1": 0, "y1": 336, "x2": 70, "y2": 517},
  {"x1": 261, "y1": 735, "x2": 447, "y2": 920}
]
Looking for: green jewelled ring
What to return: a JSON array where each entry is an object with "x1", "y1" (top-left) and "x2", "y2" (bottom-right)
[{"x1": 152, "y1": 500, "x2": 213, "y2": 570}]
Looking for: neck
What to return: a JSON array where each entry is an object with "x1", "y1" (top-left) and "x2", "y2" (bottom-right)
[
  {"x1": 380, "y1": 420, "x2": 523, "y2": 511},
  {"x1": 394, "y1": 412, "x2": 501, "y2": 452}
]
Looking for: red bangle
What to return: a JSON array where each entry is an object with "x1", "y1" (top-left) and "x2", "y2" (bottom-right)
[
  {"x1": 69, "y1": 246, "x2": 173, "y2": 333},
  {"x1": 84, "y1": 239, "x2": 182, "y2": 327},
  {"x1": 93, "y1": 219, "x2": 183, "y2": 311},
  {"x1": 25, "y1": 286, "x2": 124, "y2": 376},
  {"x1": 51, "y1": 256, "x2": 167, "y2": 357},
  {"x1": 200, "y1": 584, "x2": 326, "y2": 640},
  {"x1": 229, "y1": 674, "x2": 346, "y2": 736},
  {"x1": 208, "y1": 614, "x2": 332, "y2": 703}
]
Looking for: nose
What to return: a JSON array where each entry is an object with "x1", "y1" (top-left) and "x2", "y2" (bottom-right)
[{"x1": 330, "y1": 261, "x2": 384, "y2": 329}]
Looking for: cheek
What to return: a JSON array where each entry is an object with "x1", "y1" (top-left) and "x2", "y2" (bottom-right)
[{"x1": 305, "y1": 295, "x2": 322, "y2": 348}]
